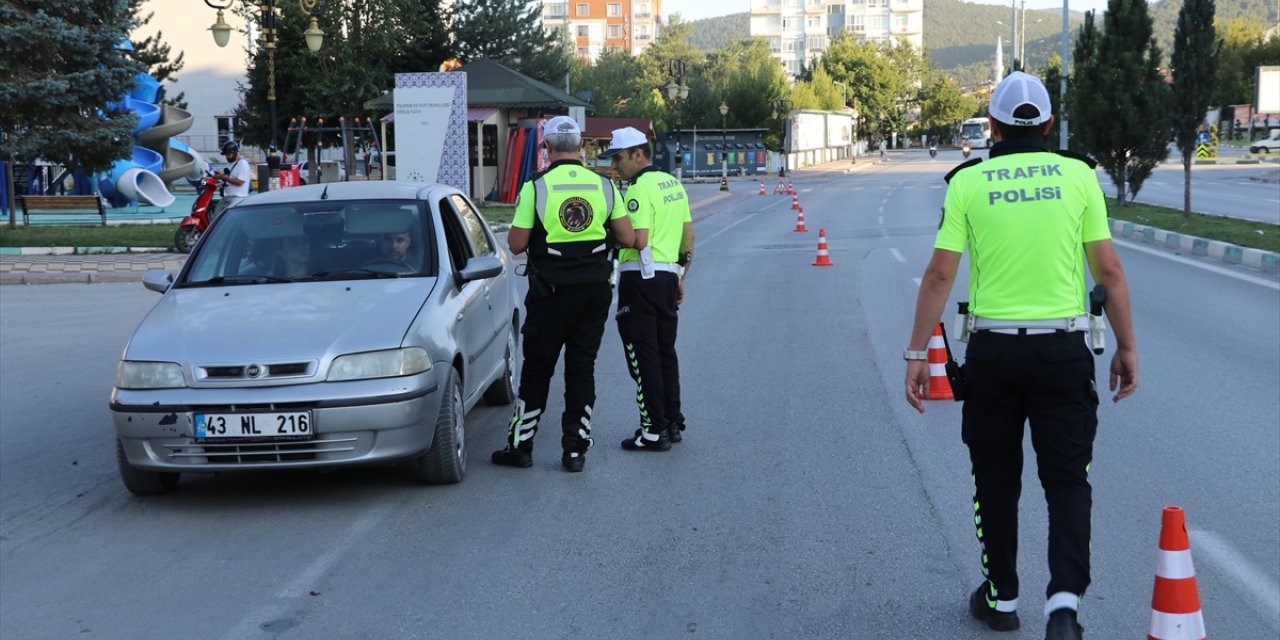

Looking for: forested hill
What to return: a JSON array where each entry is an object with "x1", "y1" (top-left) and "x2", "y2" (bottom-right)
[{"x1": 686, "y1": 0, "x2": 1278, "y2": 85}]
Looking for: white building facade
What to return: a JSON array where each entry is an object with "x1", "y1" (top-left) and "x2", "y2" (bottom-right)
[{"x1": 750, "y1": 0, "x2": 923, "y2": 80}]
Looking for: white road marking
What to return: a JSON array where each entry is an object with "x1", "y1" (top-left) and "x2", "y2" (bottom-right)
[
  {"x1": 1112, "y1": 237, "x2": 1280, "y2": 290},
  {"x1": 221, "y1": 503, "x2": 397, "y2": 640},
  {"x1": 691, "y1": 191, "x2": 732, "y2": 210},
  {"x1": 1189, "y1": 528, "x2": 1280, "y2": 633},
  {"x1": 878, "y1": 215, "x2": 885, "y2": 225},
  {"x1": 700, "y1": 208, "x2": 764, "y2": 246},
  {"x1": 889, "y1": 248, "x2": 906, "y2": 263}
]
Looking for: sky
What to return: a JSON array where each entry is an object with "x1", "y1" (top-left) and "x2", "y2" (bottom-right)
[{"x1": 664, "y1": 0, "x2": 1114, "y2": 23}]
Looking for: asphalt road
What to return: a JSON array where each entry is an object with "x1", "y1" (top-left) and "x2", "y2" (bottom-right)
[{"x1": 1, "y1": 158, "x2": 1277, "y2": 639}]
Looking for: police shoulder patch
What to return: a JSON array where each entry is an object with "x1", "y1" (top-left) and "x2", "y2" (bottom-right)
[
  {"x1": 627, "y1": 198, "x2": 640, "y2": 212},
  {"x1": 943, "y1": 158, "x2": 983, "y2": 184}
]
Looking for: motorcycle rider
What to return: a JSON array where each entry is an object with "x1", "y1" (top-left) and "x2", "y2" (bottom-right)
[{"x1": 214, "y1": 140, "x2": 250, "y2": 219}]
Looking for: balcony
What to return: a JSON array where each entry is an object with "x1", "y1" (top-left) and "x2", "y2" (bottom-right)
[
  {"x1": 751, "y1": 1, "x2": 782, "y2": 14},
  {"x1": 894, "y1": 24, "x2": 920, "y2": 35},
  {"x1": 891, "y1": 0, "x2": 923, "y2": 12}
]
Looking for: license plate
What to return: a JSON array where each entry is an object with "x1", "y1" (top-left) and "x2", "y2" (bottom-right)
[{"x1": 195, "y1": 412, "x2": 312, "y2": 441}]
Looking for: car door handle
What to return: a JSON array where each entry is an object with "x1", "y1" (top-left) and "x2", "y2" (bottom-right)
[{"x1": 456, "y1": 313, "x2": 464, "y2": 322}]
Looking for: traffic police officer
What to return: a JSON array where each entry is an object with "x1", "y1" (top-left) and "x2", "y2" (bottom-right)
[
  {"x1": 491, "y1": 116, "x2": 637, "y2": 473},
  {"x1": 903, "y1": 72, "x2": 1138, "y2": 640},
  {"x1": 599, "y1": 127, "x2": 695, "y2": 452}
]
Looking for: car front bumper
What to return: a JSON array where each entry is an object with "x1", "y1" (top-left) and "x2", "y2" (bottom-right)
[{"x1": 110, "y1": 367, "x2": 448, "y2": 472}]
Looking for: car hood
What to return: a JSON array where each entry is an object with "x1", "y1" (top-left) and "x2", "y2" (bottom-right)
[{"x1": 124, "y1": 279, "x2": 437, "y2": 370}]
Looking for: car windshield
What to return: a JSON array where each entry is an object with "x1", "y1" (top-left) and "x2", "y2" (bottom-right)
[{"x1": 179, "y1": 199, "x2": 437, "y2": 286}]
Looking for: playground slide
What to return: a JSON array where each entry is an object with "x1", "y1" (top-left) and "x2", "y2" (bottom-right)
[{"x1": 98, "y1": 73, "x2": 188, "y2": 208}]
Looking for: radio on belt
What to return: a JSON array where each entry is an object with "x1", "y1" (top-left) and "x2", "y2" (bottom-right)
[{"x1": 1088, "y1": 285, "x2": 1107, "y2": 355}]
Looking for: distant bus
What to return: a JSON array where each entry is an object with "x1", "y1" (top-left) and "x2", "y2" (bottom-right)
[{"x1": 960, "y1": 118, "x2": 992, "y2": 148}]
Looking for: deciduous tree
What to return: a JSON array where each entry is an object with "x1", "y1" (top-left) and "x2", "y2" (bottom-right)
[
  {"x1": 452, "y1": 0, "x2": 568, "y2": 87},
  {"x1": 1170, "y1": 0, "x2": 1219, "y2": 217}
]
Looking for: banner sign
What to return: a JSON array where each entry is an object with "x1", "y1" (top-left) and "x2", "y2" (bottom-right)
[{"x1": 394, "y1": 72, "x2": 468, "y2": 193}]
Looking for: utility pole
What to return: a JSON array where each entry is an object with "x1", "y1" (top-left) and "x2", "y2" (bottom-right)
[{"x1": 1059, "y1": 0, "x2": 1069, "y2": 149}]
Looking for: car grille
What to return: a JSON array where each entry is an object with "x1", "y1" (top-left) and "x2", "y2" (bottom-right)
[
  {"x1": 162, "y1": 437, "x2": 358, "y2": 464},
  {"x1": 197, "y1": 361, "x2": 315, "y2": 380}
]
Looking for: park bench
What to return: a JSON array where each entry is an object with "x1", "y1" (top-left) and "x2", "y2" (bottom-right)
[{"x1": 20, "y1": 195, "x2": 107, "y2": 226}]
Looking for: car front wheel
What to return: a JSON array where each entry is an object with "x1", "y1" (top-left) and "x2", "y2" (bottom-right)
[
  {"x1": 116, "y1": 438, "x2": 179, "y2": 495},
  {"x1": 415, "y1": 368, "x2": 466, "y2": 484}
]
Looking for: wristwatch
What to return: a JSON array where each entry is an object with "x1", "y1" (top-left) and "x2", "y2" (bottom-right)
[{"x1": 903, "y1": 349, "x2": 929, "y2": 361}]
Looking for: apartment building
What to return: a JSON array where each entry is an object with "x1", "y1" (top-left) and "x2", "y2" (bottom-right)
[
  {"x1": 540, "y1": 0, "x2": 662, "y2": 62},
  {"x1": 749, "y1": 0, "x2": 923, "y2": 79}
]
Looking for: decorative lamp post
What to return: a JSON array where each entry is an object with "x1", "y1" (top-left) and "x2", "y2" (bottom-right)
[
  {"x1": 718, "y1": 100, "x2": 729, "y2": 192},
  {"x1": 665, "y1": 59, "x2": 689, "y2": 180},
  {"x1": 205, "y1": 0, "x2": 327, "y2": 179},
  {"x1": 772, "y1": 99, "x2": 791, "y2": 178}
]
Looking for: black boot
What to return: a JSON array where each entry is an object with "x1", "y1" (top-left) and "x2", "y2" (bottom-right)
[
  {"x1": 491, "y1": 444, "x2": 532, "y2": 468},
  {"x1": 969, "y1": 583, "x2": 1020, "y2": 631},
  {"x1": 668, "y1": 422, "x2": 685, "y2": 443},
  {"x1": 561, "y1": 450, "x2": 585, "y2": 473},
  {"x1": 621, "y1": 428, "x2": 670, "y2": 452},
  {"x1": 1045, "y1": 609, "x2": 1083, "y2": 640}
]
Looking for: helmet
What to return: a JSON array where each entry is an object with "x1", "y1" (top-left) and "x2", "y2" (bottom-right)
[{"x1": 221, "y1": 140, "x2": 240, "y2": 155}]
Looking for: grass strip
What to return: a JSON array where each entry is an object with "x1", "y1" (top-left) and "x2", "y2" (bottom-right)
[
  {"x1": 1106, "y1": 199, "x2": 1280, "y2": 254},
  {"x1": 1, "y1": 205, "x2": 516, "y2": 249}
]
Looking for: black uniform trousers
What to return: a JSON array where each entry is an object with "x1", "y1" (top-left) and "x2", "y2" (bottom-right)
[
  {"x1": 514, "y1": 282, "x2": 613, "y2": 454},
  {"x1": 961, "y1": 330, "x2": 1099, "y2": 603},
  {"x1": 615, "y1": 271, "x2": 683, "y2": 435}
]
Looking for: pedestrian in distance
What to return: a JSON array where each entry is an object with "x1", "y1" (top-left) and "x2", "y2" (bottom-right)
[
  {"x1": 599, "y1": 127, "x2": 695, "y2": 452},
  {"x1": 213, "y1": 140, "x2": 250, "y2": 219},
  {"x1": 903, "y1": 71, "x2": 1138, "y2": 640},
  {"x1": 491, "y1": 116, "x2": 639, "y2": 473}
]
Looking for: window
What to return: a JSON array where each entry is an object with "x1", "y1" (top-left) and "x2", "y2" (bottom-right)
[
  {"x1": 576, "y1": 3, "x2": 588, "y2": 16},
  {"x1": 851, "y1": 14, "x2": 865, "y2": 31},
  {"x1": 806, "y1": 15, "x2": 821, "y2": 28},
  {"x1": 807, "y1": 35, "x2": 826, "y2": 51},
  {"x1": 577, "y1": 24, "x2": 590, "y2": 37},
  {"x1": 781, "y1": 16, "x2": 794, "y2": 31},
  {"x1": 783, "y1": 39, "x2": 796, "y2": 52},
  {"x1": 894, "y1": 15, "x2": 908, "y2": 29},
  {"x1": 607, "y1": 3, "x2": 621, "y2": 16},
  {"x1": 449, "y1": 195, "x2": 493, "y2": 257},
  {"x1": 608, "y1": 24, "x2": 622, "y2": 38},
  {"x1": 869, "y1": 14, "x2": 889, "y2": 31},
  {"x1": 546, "y1": 3, "x2": 567, "y2": 17}
]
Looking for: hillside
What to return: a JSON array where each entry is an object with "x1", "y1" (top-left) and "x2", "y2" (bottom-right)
[{"x1": 686, "y1": 0, "x2": 1279, "y2": 85}]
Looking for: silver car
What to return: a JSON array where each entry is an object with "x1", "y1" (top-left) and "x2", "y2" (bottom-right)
[{"x1": 110, "y1": 182, "x2": 520, "y2": 495}]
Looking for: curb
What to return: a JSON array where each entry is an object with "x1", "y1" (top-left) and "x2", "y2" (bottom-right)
[
  {"x1": 0, "y1": 246, "x2": 172, "y2": 256},
  {"x1": 1109, "y1": 219, "x2": 1280, "y2": 274}
]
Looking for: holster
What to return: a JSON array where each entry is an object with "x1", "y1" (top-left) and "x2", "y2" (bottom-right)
[{"x1": 945, "y1": 360, "x2": 966, "y2": 402}]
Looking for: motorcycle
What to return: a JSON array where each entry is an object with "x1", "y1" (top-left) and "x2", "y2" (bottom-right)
[
  {"x1": 929, "y1": 145, "x2": 938, "y2": 159},
  {"x1": 174, "y1": 171, "x2": 220, "y2": 254},
  {"x1": 961, "y1": 142, "x2": 972, "y2": 159}
]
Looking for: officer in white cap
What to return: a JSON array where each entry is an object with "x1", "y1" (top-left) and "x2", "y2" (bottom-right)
[
  {"x1": 903, "y1": 71, "x2": 1138, "y2": 640},
  {"x1": 599, "y1": 127, "x2": 695, "y2": 452},
  {"x1": 492, "y1": 116, "x2": 638, "y2": 473}
]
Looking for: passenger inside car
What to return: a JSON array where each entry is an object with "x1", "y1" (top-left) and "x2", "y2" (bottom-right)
[{"x1": 272, "y1": 234, "x2": 312, "y2": 278}]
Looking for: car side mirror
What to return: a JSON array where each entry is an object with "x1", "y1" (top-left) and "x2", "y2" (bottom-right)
[
  {"x1": 142, "y1": 269, "x2": 175, "y2": 293},
  {"x1": 458, "y1": 255, "x2": 502, "y2": 283}
]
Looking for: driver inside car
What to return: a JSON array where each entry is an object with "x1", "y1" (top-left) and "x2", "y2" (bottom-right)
[{"x1": 378, "y1": 231, "x2": 412, "y2": 264}]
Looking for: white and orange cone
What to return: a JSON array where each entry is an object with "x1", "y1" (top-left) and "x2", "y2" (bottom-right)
[
  {"x1": 759, "y1": 182, "x2": 766, "y2": 196},
  {"x1": 926, "y1": 324, "x2": 954, "y2": 400},
  {"x1": 812, "y1": 228, "x2": 833, "y2": 266},
  {"x1": 787, "y1": 179, "x2": 796, "y2": 195},
  {"x1": 793, "y1": 206, "x2": 808, "y2": 232},
  {"x1": 791, "y1": 193, "x2": 800, "y2": 211},
  {"x1": 1149, "y1": 506, "x2": 1207, "y2": 640}
]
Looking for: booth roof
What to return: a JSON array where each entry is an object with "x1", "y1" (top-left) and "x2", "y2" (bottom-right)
[
  {"x1": 365, "y1": 59, "x2": 593, "y2": 111},
  {"x1": 583, "y1": 117, "x2": 654, "y2": 139}
]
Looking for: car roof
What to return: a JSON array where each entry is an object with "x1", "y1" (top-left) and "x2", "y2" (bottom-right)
[{"x1": 245, "y1": 181, "x2": 456, "y2": 205}]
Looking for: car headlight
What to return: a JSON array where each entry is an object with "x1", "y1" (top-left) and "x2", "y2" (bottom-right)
[
  {"x1": 327, "y1": 347, "x2": 431, "y2": 381},
  {"x1": 115, "y1": 361, "x2": 186, "y2": 389}
]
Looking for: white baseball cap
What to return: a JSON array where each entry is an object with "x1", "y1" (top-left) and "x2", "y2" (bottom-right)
[
  {"x1": 542, "y1": 115, "x2": 581, "y2": 137},
  {"x1": 989, "y1": 71, "x2": 1052, "y2": 127},
  {"x1": 599, "y1": 127, "x2": 649, "y2": 158}
]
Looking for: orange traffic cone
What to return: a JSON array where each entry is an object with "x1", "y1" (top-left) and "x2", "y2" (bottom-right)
[
  {"x1": 793, "y1": 206, "x2": 808, "y2": 232},
  {"x1": 926, "y1": 324, "x2": 954, "y2": 400},
  {"x1": 759, "y1": 182, "x2": 766, "y2": 196},
  {"x1": 791, "y1": 193, "x2": 800, "y2": 210},
  {"x1": 787, "y1": 179, "x2": 796, "y2": 195},
  {"x1": 1148, "y1": 506, "x2": 1207, "y2": 640},
  {"x1": 812, "y1": 228, "x2": 834, "y2": 266}
]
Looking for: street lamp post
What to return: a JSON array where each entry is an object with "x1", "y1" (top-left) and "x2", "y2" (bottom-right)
[
  {"x1": 718, "y1": 100, "x2": 729, "y2": 192},
  {"x1": 205, "y1": 0, "x2": 326, "y2": 175},
  {"x1": 664, "y1": 59, "x2": 689, "y2": 181},
  {"x1": 772, "y1": 99, "x2": 791, "y2": 178}
]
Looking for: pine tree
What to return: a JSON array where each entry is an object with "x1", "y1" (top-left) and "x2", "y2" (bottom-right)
[
  {"x1": 452, "y1": 0, "x2": 570, "y2": 88},
  {"x1": 1069, "y1": 0, "x2": 1171, "y2": 204},
  {"x1": 130, "y1": 1, "x2": 186, "y2": 108},
  {"x1": 1170, "y1": 0, "x2": 1219, "y2": 218},
  {"x1": 0, "y1": 0, "x2": 142, "y2": 173}
]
